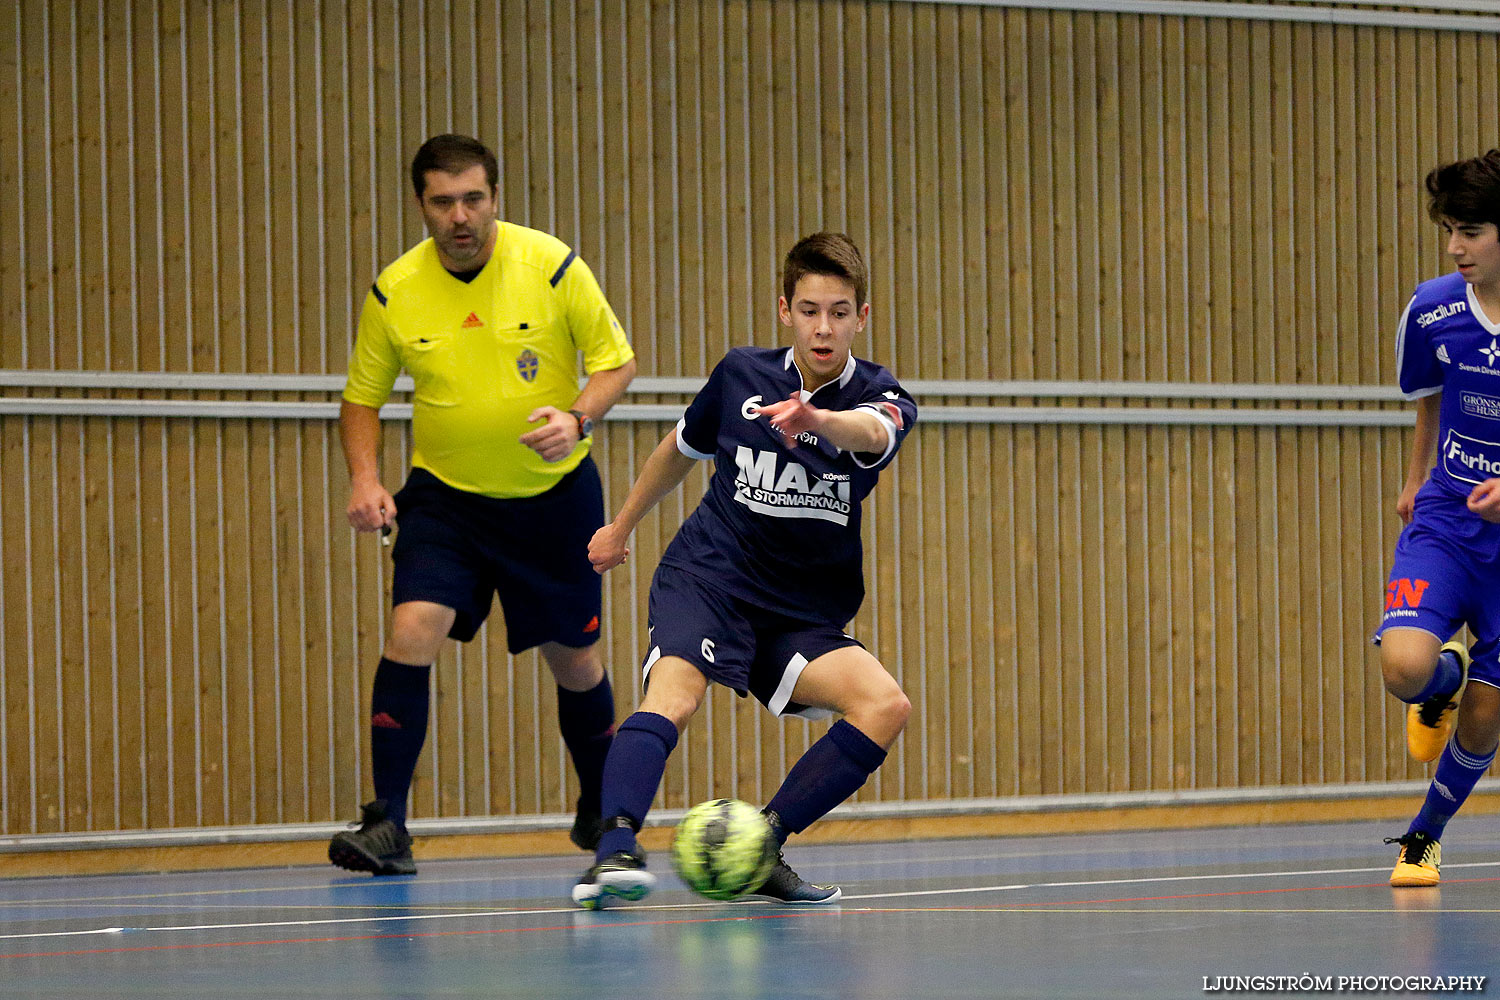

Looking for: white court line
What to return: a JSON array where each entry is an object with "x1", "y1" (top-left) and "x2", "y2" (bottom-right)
[
  {"x1": 0, "y1": 908, "x2": 575, "y2": 940},
  {"x1": 4, "y1": 860, "x2": 1496, "y2": 941},
  {"x1": 840, "y1": 861, "x2": 1500, "y2": 902},
  {"x1": 141, "y1": 906, "x2": 583, "y2": 933},
  {"x1": 0, "y1": 927, "x2": 125, "y2": 941},
  {"x1": 0, "y1": 872, "x2": 551, "y2": 907}
]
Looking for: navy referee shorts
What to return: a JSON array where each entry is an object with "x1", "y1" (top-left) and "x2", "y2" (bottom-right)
[{"x1": 389, "y1": 459, "x2": 604, "y2": 651}]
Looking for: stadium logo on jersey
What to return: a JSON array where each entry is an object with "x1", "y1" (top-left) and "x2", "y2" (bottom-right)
[
  {"x1": 1415, "y1": 301, "x2": 1467, "y2": 327},
  {"x1": 732, "y1": 446, "x2": 852, "y2": 524},
  {"x1": 1442, "y1": 428, "x2": 1500, "y2": 484},
  {"x1": 516, "y1": 349, "x2": 540, "y2": 382},
  {"x1": 1460, "y1": 391, "x2": 1500, "y2": 421},
  {"x1": 1437, "y1": 344, "x2": 1452, "y2": 364},
  {"x1": 1483, "y1": 339, "x2": 1500, "y2": 367},
  {"x1": 1385, "y1": 578, "x2": 1429, "y2": 611}
]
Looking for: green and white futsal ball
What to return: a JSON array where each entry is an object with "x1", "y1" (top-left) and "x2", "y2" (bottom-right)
[{"x1": 670, "y1": 798, "x2": 778, "y2": 901}]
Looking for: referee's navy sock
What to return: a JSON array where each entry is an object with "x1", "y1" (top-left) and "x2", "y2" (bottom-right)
[
  {"x1": 764, "y1": 719, "x2": 887, "y2": 841},
  {"x1": 594, "y1": 712, "x2": 679, "y2": 861},
  {"x1": 556, "y1": 674, "x2": 616, "y2": 815},
  {"x1": 369, "y1": 657, "x2": 432, "y2": 830},
  {"x1": 1407, "y1": 648, "x2": 1463, "y2": 704},
  {"x1": 1408, "y1": 737, "x2": 1495, "y2": 840}
]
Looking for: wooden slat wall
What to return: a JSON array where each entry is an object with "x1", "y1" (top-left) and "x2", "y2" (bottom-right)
[{"x1": 3, "y1": 0, "x2": 1499, "y2": 835}]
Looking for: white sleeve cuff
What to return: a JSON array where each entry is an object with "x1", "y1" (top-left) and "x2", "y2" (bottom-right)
[
  {"x1": 851, "y1": 404, "x2": 898, "y2": 468},
  {"x1": 674, "y1": 417, "x2": 714, "y2": 460}
]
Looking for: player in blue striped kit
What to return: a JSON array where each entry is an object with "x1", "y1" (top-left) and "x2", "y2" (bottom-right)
[
  {"x1": 1376, "y1": 150, "x2": 1500, "y2": 886},
  {"x1": 571, "y1": 232, "x2": 918, "y2": 909}
]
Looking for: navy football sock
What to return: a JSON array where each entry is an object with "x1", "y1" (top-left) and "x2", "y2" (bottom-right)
[
  {"x1": 1408, "y1": 648, "x2": 1463, "y2": 704},
  {"x1": 557, "y1": 675, "x2": 616, "y2": 814},
  {"x1": 1408, "y1": 737, "x2": 1495, "y2": 840},
  {"x1": 594, "y1": 711, "x2": 679, "y2": 860},
  {"x1": 369, "y1": 657, "x2": 432, "y2": 829},
  {"x1": 764, "y1": 719, "x2": 887, "y2": 841}
]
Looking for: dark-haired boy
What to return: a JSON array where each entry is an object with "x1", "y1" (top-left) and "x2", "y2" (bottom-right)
[
  {"x1": 571, "y1": 232, "x2": 917, "y2": 909},
  {"x1": 1377, "y1": 149, "x2": 1500, "y2": 886},
  {"x1": 331, "y1": 134, "x2": 637, "y2": 874}
]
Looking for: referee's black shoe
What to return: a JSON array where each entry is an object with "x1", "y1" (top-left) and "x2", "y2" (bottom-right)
[
  {"x1": 569, "y1": 797, "x2": 604, "y2": 852},
  {"x1": 328, "y1": 800, "x2": 416, "y2": 876}
]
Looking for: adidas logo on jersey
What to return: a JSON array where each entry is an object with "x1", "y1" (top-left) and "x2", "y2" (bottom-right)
[
  {"x1": 1437, "y1": 344, "x2": 1452, "y2": 364},
  {"x1": 461, "y1": 312, "x2": 484, "y2": 328}
]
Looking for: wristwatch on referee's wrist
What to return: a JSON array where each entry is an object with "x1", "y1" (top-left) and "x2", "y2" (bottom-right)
[{"x1": 569, "y1": 409, "x2": 594, "y2": 438}]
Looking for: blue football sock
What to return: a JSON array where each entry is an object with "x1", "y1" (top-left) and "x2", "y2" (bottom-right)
[
  {"x1": 1408, "y1": 737, "x2": 1495, "y2": 840},
  {"x1": 369, "y1": 657, "x2": 432, "y2": 829},
  {"x1": 1408, "y1": 649, "x2": 1464, "y2": 705},
  {"x1": 557, "y1": 675, "x2": 615, "y2": 814},
  {"x1": 594, "y1": 711, "x2": 679, "y2": 860},
  {"x1": 764, "y1": 720, "x2": 887, "y2": 841}
]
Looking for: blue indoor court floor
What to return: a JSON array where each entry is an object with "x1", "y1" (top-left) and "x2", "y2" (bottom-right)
[{"x1": 1, "y1": 818, "x2": 1496, "y2": 999}]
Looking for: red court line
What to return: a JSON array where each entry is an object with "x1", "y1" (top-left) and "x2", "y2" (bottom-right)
[
  {"x1": 10, "y1": 875, "x2": 1498, "y2": 960},
  {"x1": 0, "y1": 909, "x2": 840, "y2": 961}
]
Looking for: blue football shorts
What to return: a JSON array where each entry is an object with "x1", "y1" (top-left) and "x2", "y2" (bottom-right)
[
  {"x1": 389, "y1": 459, "x2": 603, "y2": 651},
  {"x1": 1375, "y1": 497, "x2": 1500, "y2": 690},
  {"x1": 641, "y1": 563, "x2": 863, "y2": 720}
]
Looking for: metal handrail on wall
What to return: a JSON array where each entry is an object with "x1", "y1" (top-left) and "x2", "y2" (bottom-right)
[{"x1": 0, "y1": 371, "x2": 1413, "y2": 427}]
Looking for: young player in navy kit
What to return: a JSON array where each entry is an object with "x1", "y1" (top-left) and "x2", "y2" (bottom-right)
[
  {"x1": 1377, "y1": 150, "x2": 1500, "y2": 887},
  {"x1": 571, "y1": 232, "x2": 917, "y2": 908}
]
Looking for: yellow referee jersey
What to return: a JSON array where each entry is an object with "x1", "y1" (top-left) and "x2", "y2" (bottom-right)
[{"x1": 344, "y1": 222, "x2": 633, "y2": 498}]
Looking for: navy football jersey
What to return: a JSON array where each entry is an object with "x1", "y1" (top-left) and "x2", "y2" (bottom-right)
[
  {"x1": 661, "y1": 346, "x2": 918, "y2": 627},
  {"x1": 1397, "y1": 271, "x2": 1500, "y2": 510}
]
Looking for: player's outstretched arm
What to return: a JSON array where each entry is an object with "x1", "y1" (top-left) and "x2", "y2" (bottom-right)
[
  {"x1": 588, "y1": 428, "x2": 698, "y2": 574},
  {"x1": 339, "y1": 400, "x2": 396, "y2": 531},
  {"x1": 755, "y1": 393, "x2": 889, "y2": 453},
  {"x1": 1397, "y1": 393, "x2": 1441, "y2": 524}
]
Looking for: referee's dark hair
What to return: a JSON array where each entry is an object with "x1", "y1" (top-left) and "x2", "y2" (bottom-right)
[
  {"x1": 411, "y1": 134, "x2": 500, "y2": 198},
  {"x1": 1426, "y1": 149, "x2": 1500, "y2": 228},
  {"x1": 783, "y1": 232, "x2": 869, "y2": 309}
]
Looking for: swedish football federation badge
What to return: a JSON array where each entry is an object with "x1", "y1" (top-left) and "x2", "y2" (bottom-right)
[{"x1": 516, "y1": 349, "x2": 539, "y2": 382}]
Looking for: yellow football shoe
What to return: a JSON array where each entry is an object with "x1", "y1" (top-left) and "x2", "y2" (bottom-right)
[
  {"x1": 1406, "y1": 640, "x2": 1470, "y2": 763},
  {"x1": 1386, "y1": 831, "x2": 1441, "y2": 887}
]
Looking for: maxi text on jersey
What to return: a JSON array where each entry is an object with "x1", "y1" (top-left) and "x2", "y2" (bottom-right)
[{"x1": 733, "y1": 446, "x2": 854, "y2": 524}]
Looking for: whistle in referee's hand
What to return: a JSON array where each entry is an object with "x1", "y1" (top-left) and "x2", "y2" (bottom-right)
[{"x1": 380, "y1": 525, "x2": 392, "y2": 546}]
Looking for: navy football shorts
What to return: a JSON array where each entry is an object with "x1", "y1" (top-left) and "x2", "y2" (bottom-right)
[
  {"x1": 390, "y1": 459, "x2": 604, "y2": 651},
  {"x1": 641, "y1": 563, "x2": 863, "y2": 719},
  {"x1": 1375, "y1": 500, "x2": 1500, "y2": 690}
]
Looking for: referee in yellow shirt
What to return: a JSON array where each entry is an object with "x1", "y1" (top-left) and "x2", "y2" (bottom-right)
[{"x1": 330, "y1": 134, "x2": 637, "y2": 875}]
